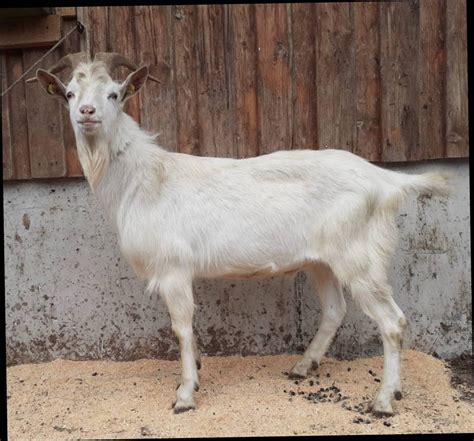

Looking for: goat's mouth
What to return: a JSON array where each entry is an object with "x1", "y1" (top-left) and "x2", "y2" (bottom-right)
[
  {"x1": 78, "y1": 120, "x2": 102, "y2": 132},
  {"x1": 78, "y1": 120, "x2": 102, "y2": 125}
]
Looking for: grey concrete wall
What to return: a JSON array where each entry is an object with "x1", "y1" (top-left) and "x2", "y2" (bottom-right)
[{"x1": 4, "y1": 159, "x2": 471, "y2": 365}]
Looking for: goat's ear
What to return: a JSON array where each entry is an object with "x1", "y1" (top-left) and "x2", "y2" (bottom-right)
[
  {"x1": 36, "y1": 69, "x2": 67, "y2": 102},
  {"x1": 120, "y1": 66, "x2": 149, "y2": 102}
]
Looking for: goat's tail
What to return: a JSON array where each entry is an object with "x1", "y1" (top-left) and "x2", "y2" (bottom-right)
[
  {"x1": 399, "y1": 171, "x2": 451, "y2": 198},
  {"x1": 379, "y1": 169, "x2": 450, "y2": 213}
]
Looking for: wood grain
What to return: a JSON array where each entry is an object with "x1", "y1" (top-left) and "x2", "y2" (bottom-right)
[
  {"x1": 60, "y1": 18, "x2": 83, "y2": 177},
  {"x1": 415, "y1": 0, "x2": 446, "y2": 160},
  {"x1": 354, "y1": 2, "x2": 382, "y2": 161},
  {"x1": 380, "y1": 0, "x2": 420, "y2": 161},
  {"x1": 315, "y1": 3, "x2": 355, "y2": 151},
  {"x1": 195, "y1": 5, "x2": 234, "y2": 157},
  {"x1": 55, "y1": 7, "x2": 76, "y2": 17},
  {"x1": 228, "y1": 4, "x2": 259, "y2": 158},
  {"x1": 134, "y1": 6, "x2": 177, "y2": 151},
  {"x1": 2, "y1": 53, "x2": 14, "y2": 180},
  {"x1": 172, "y1": 5, "x2": 200, "y2": 156},
  {"x1": 24, "y1": 49, "x2": 66, "y2": 178},
  {"x1": 445, "y1": 0, "x2": 468, "y2": 157},
  {"x1": 6, "y1": 51, "x2": 31, "y2": 179},
  {"x1": 290, "y1": 3, "x2": 318, "y2": 151},
  {"x1": 255, "y1": 3, "x2": 292, "y2": 154},
  {"x1": 107, "y1": 7, "x2": 141, "y2": 124},
  {"x1": 86, "y1": 7, "x2": 108, "y2": 54},
  {"x1": 0, "y1": 16, "x2": 61, "y2": 50}
]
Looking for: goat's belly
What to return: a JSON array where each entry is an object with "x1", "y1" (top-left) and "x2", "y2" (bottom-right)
[
  {"x1": 118, "y1": 205, "x2": 323, "y2": 281},
  {"x1": 197, "y1": 259, "x2": 317, "y2": 280}
]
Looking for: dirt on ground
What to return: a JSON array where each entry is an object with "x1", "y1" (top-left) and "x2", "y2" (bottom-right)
[
  {"x1": 447, "y1": 351, "x2": 474, "y2": 404},
  {"x1": 7, "y1": 349, "x2": 473, "y2": 439}
]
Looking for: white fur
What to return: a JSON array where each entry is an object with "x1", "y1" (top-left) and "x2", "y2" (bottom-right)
[{"x1": 44, "y1": 60, "x2": 449, "y2": 414}]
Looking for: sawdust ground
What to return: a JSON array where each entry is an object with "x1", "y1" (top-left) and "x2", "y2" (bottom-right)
[{"x1": 7, "y1": 349, "x2": 473, "y2": 438}]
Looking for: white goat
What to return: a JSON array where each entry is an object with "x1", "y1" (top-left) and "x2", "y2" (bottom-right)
[{"x1": 31, "y1": 52, "x2": 449, "y2": 415}]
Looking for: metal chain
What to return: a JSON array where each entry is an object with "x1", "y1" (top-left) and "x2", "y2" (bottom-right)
[{"x1": 1, "y1": 20, "x2": 85, "y2": 98}]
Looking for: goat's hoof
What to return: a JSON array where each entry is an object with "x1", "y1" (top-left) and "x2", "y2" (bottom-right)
[
  {"x1": 394, "y1": 390, "x2": 402, "y2": 401},
  {"x1": 371, "y1": 409, "x2": 394, "y2": 418},
  {"x1": 174, "y1": 405, "x2": 195, "y2": 414},
  {"x1": 173, "y1": 401, "x2": 196, "y2": 414},
  {"x1": 289, "y1": 360, "x2": 310, "y2": 379},
  {"x1": 196, "y1": 359, "x2": 201, "y2": 370},
  {"x1": 368, "y1": 400, "x2": 393, "y2": 417},
  {"x1": 288, "y1": 371, "x2": 306, "y2": 380}
]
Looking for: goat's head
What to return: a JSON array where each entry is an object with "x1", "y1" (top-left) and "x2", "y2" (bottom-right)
[{"x1": 28, "y1": 52, "x2": 159, "y2": 137}]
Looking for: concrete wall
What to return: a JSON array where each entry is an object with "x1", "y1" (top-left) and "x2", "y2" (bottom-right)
[{"x1": 4, "y1": 159, "x2": 471, "y2": 366}]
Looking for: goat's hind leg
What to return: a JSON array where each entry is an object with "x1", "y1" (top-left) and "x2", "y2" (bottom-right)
[
  {"x1": 351, "y1": 279, "x2": 407, "y2": 416},
  {"x1": 193, "y1": 334, "x2": 201, "y2": 370},
  {"x1": 290, "y1": 263, "x2": 346, "y2": 378},
  {"x1": 158, "y1": 273, "x2": 200, "y2": 413}
]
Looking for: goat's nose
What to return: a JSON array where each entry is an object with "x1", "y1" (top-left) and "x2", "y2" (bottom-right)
[{"x1": 79, "y1": 104, "x2": 96, "y2": 115}]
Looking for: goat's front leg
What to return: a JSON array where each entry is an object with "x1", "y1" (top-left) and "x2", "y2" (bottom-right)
[{"x1": 159, "y1": 273, "x2": 199, "y2": 413}]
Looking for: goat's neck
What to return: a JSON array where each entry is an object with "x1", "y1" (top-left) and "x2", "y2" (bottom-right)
[{"x1": 75, "y1": 112, "x2": 166, "y2": 226}]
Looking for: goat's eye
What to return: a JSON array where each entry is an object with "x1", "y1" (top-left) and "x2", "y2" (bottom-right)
[
  {"x1": 108, "y1": 92, "x2": 118, "y2": 100},
  {"x1": 66, "y1": 91, "x2": 74, "y2": 99}
]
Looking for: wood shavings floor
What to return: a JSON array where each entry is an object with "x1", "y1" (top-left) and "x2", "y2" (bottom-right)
[{"x1": 7, "y1": 349, "x2": 473, "y2": 438}]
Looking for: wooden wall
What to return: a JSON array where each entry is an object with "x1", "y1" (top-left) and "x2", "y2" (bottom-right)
[
  {"x1": 2, "y1": 17, "x2": 82, "y2": 180},
  {"x1": 2, "y1": 2, "x2": 469, "y2": 181}
]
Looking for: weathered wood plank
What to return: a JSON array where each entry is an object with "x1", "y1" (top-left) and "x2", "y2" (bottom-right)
[
  {"x1": 24, "y1": 49, "x2": 66, "y2": 178},
  {"x1": 172, "y1": 5, "x2": 200, "y2": 156},
  {"x1": 195, "y1": 5, "x2": 234, "y2": 157},
  {"x1": 290, "y1": 3, "x2": 318, "y2": 151},
  {"x1": 107, "y1": 7, "x2": 141, "y2": 124},
  {"x1": 195, "y1": 4, "x2": 215, "y2": 156},
  {"x1": 315, "y1": 2, "x2": 355, "y2": 151},
  {"x1": 86, "y1": 7, "x2": 108, "y2": 54},
  {"x1": 255, "y1": 3, "x2": 292, "y2": 154},
  {"x1": 134, "y1": 5, "x2": 177, "y2": 151},
  {"x1": 1, "y1": 52, "x2": 14, "y2": 180},
  {"x1": 55, "y1": 7, "x2": 76, "y2": 17},
  {"x1": 415, "y1": 0, "x2": 446, "y2": 160},
  {"x1": 228, "y1": 4, "x2": 258, "y2": 158},
  {"x1": 380, "y1": 0, "x2": 420, "y2": 161},
  {"x1": 5, "y1": 52, "x2": 31, "y2": 179},
  {"x1": 353, "y1": 2, "x2": 382, "y2": 161},
  {"x1": 446, "y1": 0, "x2": 468, "y2": 157},
  {"x1": 60, "y1": 18, "x2": 83, "y2": 177},
  {"x1": 0, "y1": 16, "x2": 61, "y2": 50}
]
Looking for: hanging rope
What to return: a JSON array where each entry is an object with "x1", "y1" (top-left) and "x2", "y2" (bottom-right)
[{"x1": 1, "y1": 20, "x2": 85, "y2": 98}]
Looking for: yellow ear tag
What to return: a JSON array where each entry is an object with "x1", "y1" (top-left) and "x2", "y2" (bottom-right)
[
  {"x1": 128, "y1": 83, "x2": 136, "y2": 95},
  {"x1": 47, "y1": 83, "x2": 57, "y2": 95}
]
